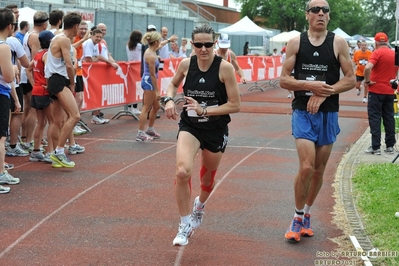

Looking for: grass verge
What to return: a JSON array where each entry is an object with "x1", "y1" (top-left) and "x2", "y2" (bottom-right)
[{"x1": 352, "y1": 163, "x2": 399, "y2": 265}]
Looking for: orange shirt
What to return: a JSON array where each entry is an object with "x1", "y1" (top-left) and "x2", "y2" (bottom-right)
[
  {"x1": 353, "y1": 49, "x2": 372, "y2": 77},
  {"x1": 74, "y1": 35, "x2": 83, "y2": 76}
]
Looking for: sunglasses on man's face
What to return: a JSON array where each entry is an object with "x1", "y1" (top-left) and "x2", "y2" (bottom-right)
[
  {"x1": 192, "y1": 42, "x2": 214, "y2": 49},
  {"x1": 307, "y1": 6, "x2": 330, "y2": 14}
]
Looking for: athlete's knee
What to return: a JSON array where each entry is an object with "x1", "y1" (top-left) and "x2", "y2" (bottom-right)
[
  {"x1": 200, "y1": 165, "x2": 217, "y2": 193},
  {"x1": 176, "y1": 165, "x2": 192, "y2": 183}
]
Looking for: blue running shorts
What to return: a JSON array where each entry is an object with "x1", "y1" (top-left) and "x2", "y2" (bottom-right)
[{"x1": 292, "y1": 109, "x2": 340, "y2": 146}]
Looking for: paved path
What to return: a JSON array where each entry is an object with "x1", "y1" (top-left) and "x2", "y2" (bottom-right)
[{"x1": 1, "y1": 82, "x2": 389, "y2": 265}]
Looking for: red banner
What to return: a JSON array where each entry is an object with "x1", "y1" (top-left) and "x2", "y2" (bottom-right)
[{"x1": 81, "y1": 56, "x2": 282, "y2": 111}]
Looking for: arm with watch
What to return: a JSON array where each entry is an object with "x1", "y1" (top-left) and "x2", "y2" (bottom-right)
[{"x1": 158, "y1": 34, "x2": 178, "y2": 49}]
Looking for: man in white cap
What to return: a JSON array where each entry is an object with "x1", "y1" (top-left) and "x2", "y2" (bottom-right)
[{"x1": 215, "y1": 33, "x2": 247, "y2": 84}]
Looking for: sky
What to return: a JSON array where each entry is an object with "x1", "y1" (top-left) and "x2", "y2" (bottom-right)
[{"x1": 197, "y1": 0, "x2": 241, "y2": 11}]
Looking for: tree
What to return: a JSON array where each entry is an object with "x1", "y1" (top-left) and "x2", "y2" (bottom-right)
[
  {"x1": 361, "y1": 0, "x2": 397, "y2": 40},
  {"x1": 237, "y1": 0, "x2": 366, "y2": 35}
]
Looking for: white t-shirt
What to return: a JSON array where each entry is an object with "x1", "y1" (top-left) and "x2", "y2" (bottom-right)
[
  {"x1": 82, "y1": 39, "x2": 108, "y2": 60},
  {"x1": 6, "y1": 36, "x2": 26, "y2": 66},
  {"x1": 126, "y1": 43, "x2": 142, "y2": 61}
]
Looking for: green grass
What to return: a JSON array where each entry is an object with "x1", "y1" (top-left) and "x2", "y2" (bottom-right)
[
  {"x1": 352, "y1": 163, "x2": 399, "y2": 265},
  {"x1": 381, "y1": 115, "x2": 399, "y2": 133}
]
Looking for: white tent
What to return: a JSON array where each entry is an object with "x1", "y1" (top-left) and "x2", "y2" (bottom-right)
[
  {"x1": 218, "y1": 16, "x2": 273, "y2": 36},
  {"x1": 333, "y1": 27, "x2": 352, "y2": 40},
  {"x1": 19, "y1": 7, "x2": 37, "y2": 27},
  {"x1": 270, "y1": 30, "x2": 300, "y2": 43}
]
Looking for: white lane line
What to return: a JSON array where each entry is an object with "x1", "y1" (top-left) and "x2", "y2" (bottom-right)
[
  {"x1": 0, "y1": 145, "x2": 176, "y2": 259},
  {"x1": 173, "y1": 147, "x2": 262, "y2": 266}
]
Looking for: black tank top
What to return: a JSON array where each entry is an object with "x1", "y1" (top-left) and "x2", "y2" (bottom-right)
[
  {"x1": 293, "y1": 31, "x2": 340, "y2": 112},
  {"x1": 181, "y1": 55, "x2": 230, "y2": 130}
]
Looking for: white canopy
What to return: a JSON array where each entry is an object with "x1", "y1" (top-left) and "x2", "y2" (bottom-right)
[
  {"x1": 270, "y1": 30, "x2": 301, "y2": 43},
  {"x1": 333, "y1": 27, "x2": 352, "y2": 40},
  {"x1": 19, "y1": 7, "x2": 38, "y2": 27},
  {"x1": 218, "y1": 16, "x2": 273, "y2": 36}
]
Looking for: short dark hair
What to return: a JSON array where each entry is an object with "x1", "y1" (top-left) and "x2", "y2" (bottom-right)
[
  {"x1": 191, "y1": 24, "x2": 215, "y2": 41},
  {"x1": 49, "y1": 10, "x2": 64, "y2": 26},
  {"x1": 19, "y1": 21, "x2": 28, "y2": 30},
  {"x1": 0, "y1": 8, "x2": 14, "y2": 31},
  {"x1": 91, "y1": 29, "x2": 102, "y2": 35},
  {"x1": 5, "y1": 4, "x2": 18, "y2": 10},
  {"x1": 62, "y1": 12, "x2": 81, "y2": 30}
]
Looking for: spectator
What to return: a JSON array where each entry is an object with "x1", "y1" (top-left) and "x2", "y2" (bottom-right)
[
  {"x1": 215, "y1": 33, "x2": 247, "y2": 84},
  {"x1": 82, "y1": 28, "x2": 117, "y2": 124},
  {"x1": 126, "y1": 30, "x2": 143, "y2": 115},
  {"x1": 136, "y1": 31, "x2": 162, "y2": 141},
  {"x1": 15, "y1": 21, "x2": 29, "y2": 44},
  {"x1": 243, "y1": 41, "x2": 249, "y2": 55},
  {"x1": 158, "y1": 26, "x2": 178, "y2": 59},
  {"x1": 169, "y1": 41, "x2": 187, "y2": 58},
  {"x1": 364, "y1": 32, "x2": 397, "y2": 155},
  {"x1": 180, "y1": 38, "x2": 188, "y2": 57},
  {"x1": 272, "y1": 48, "x2": 279, "y2": 56}
]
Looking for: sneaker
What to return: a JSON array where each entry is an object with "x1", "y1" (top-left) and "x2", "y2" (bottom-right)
[
  {"x1": 365, "y1": 146, "x2": 381, "y2": 155},
  {"x1": 145, "y1": 130, "x2": 161, "y2": 139},
  {"x1": 284, "y1": 217, "x2": 303, "y2": 242},
  {"x1": 44, "y1": 153, "x2": 52, "y2": 163},
  {"x1": 362, "y1": 97, "x2": 367, "y2": 103},
  {"x1": 131, "y1": 108, "x2": 141, "y2": 115},
  {"x1": 0, "y1": 185, "x2": 10, "y2": 194},
  {"x1": 172, "y1": 223, "x2": 193, "y2": 246},
  {"x1": 6, "y1": 144, "x2": 29, "y2": 157},
  {"x1": 51, "y1": 161, "x2": 63, "y2": 168},
  {"x1": 21, "y1": 141, "x2": 34, "y2": 152},
  {"x1": 356, "y1": 89, "x2": 361, "y2": 96},
  {"x1": 50, "y1": 151, "x2": 75, "y2": 168},
  {"x1": 68, "y1": 143, "x2": 85, "y2": 155},
  {"x1": 101, "y1": 117, "x2": 110, "y2": 123},
  {"x1": 136, "y1": 132, "x2": 153, "y2": 142},
  {"x1": 91, "y1": 116, "x2": 106, "y2": 124},
  {"x1": 4, "y1": 162, "x2": 14, "y2": 170},
  {"x1": 29, "y1": 151, "x2": 46, "y2": 162},
  {"x1": 0, "y1": 170, "x2": 20, "y2": 185},
  {"x1": 191, "y1": 196, "x2": 205, "y2": 229},
  {"x1": 301, "y1": 214, "x2": 314, "y2": 237},
  {"x1": 384, "y1": 147, "x2": 395, "y2": 154},
  {"x1": 73, "y1": 125, "x2": 86, "y2": 135},
  {"x1": 287, "y1": 92, "x2": 292, "y2": 98}
]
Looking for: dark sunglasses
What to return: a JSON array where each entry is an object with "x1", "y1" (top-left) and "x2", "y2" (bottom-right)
[
  {"x1": 307, "y1": 6, "x2": 330, "y2": 14},
  {"x1": 192, "y1": 42, "x2": 214, "y2": 49}
]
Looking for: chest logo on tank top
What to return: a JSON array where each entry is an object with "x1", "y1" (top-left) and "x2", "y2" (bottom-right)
[
  {"x1": 199, "y1": 77, "x2": 205, "y2": 83},
  {"x1": 313, "y1": 51, "x2": 319, "y2": 57}
]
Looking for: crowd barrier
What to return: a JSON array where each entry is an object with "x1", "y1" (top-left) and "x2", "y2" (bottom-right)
[{"x1": 81, "y1": 56, "x2": 283, "y2": 114}]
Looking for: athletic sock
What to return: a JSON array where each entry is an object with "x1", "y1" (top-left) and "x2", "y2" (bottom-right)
[
  {"x1": 147, "y1": 127, "x2": 154, "y2": 132},
  {"x1": 195, "y1": 199, "x2": 205, "y2": 209},
  {"x1": 56, "y1": 147, "x2": 65, "y2": 154},
  {"x1": 304, "y1": 204, "x2": 311, "y2": 215},
  {"x1": 294, "y1": 208, "x2": 304, "y2": 220}
]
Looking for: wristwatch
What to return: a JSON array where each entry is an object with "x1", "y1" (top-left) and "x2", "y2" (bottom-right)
[
  {"x1": 163, "y1": 96, "x2": 174, "y2": 104},
  {"x1": 167, "y1": 39, "x2": 170, "y2": 43},
  {"x1": 365, "y1": 80, "x2": 370, "y2": 84}
]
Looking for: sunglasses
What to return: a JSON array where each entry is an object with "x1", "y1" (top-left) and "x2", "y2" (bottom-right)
[
  {"x1": 192, "y1": 42, "x2": 214, "y2": 48},
  {"x1": 307, "y1": 6, "x2": 330, "y2": 14}
]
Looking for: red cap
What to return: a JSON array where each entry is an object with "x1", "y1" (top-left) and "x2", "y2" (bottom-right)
[
  {"x1": 281, "y1": 46, "x2": 286, "y2": 52},
  {"x1": 374, "y1": 32, "x2": 388, "y2": 42}
]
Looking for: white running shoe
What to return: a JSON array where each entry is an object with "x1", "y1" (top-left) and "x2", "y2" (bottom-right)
[
  {"x1": 0, "y1": 170, "x2": 20, "y2": 185},
  {"x1": 362, "y1": 97, "x2": 367, "y2": 103},
  {"x1": 131, "y1": 108, "x2": 141, "y2": 115},
  {"x1": 172, "y1": 223, "x2": 193, "y2": 246},
  {"x1": 91, "y1": 116, "x2": 106, "y2": 124},
  {"x1": 287, "y1": 92, "x2": 292, "y2": 98},
  {"x1": 356, "y1": 89, "x2": 361, "y2": 96},
  {"x1": 191, "y1": 196, "x2": 205, "y2": 229}
]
